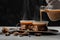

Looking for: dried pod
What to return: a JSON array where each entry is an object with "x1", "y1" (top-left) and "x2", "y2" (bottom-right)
[
  {"x1": 13, "y1": 32, "x2": 19, "y2": 36},
  {"x1": 2, "y1": 27, "x2": 9, "y2": 33}
]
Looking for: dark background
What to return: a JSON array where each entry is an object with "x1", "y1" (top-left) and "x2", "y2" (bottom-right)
[{"x1": 0, "y1": 0, "x2": 60, "y2": 26}]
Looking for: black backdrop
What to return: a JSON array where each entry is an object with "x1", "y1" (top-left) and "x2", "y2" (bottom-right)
[{"x1": 0, "y1": 0, "x2": 60, "y2": 26}]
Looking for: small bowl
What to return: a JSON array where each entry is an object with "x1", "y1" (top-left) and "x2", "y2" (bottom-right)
[
  {"x1": 20, "y1": 20, "x2": 35, "y2": 25},
  {"x1": 32, "y1": 21, "x2": 49, "y2": 26}
]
